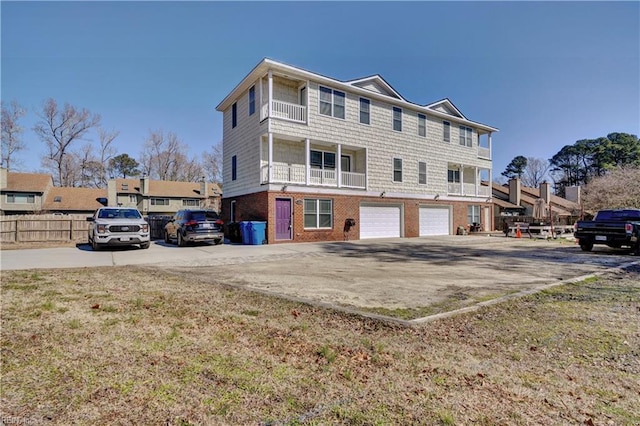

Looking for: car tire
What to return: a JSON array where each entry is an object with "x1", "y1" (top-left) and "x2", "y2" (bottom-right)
[
  {"x1": 91, "y1": 238, "x2": 100, "y2": 251},
  {"x1": 580, "y1": 242, "x2": 593, "y2": 252},
  {"x1": 164, "y1": 231, "x2": 171, "y2": 244},
  {"x1": 178, "y1": 232, "x2": 186, "y2": 247},
  {"x1": 214, "y1": 238, "x2": 223, "y2": 245},
  {"x1": 140, "y1": 242, "x2": 150, "y2": 249},
  {"x1": 634, "y1": 240, "x2": 640, "y2": 256}
]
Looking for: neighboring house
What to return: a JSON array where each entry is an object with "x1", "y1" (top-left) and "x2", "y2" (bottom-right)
[
  {"x1": 43, "y1": 187, "x2": 107, "y2": 215},
  {"x1": 492, "y1": 178, "x2": 581, "y2": 226},
  {"x1": 108, "y1": 176, "x2": 222, "y2": 215},
  {"x1": 216, "y1": 58, "x2": 498, "y2": 243},
  {"x1": 1, "y1": 168, "x2": 222, "y2": 217},
  {"x1": 0, "y1": 168, "x2": 53, "y2": 215}
]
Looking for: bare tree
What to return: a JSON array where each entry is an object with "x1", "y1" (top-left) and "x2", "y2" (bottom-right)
[
  {"x1": 581, "y1": 166, "x2": 640, "y2": 212},
  {"x1": 1, "y1": 100, "x2": 27, "y2": 171},
  {"x1": 140, "y1": 130, "x2": 196, "y2": 181},
  {"x1": 95, "y1": 128, "x2": 119, "y2": 187},
  {"x1": 521, "y1": 157, "x2": 550, "y2": 188},
  {"x1": 33, "y1": 98, "x2": 101, "y2": 186},
  {"x1": 202, "y1": 141, "x2": 223, "y2": 183}
]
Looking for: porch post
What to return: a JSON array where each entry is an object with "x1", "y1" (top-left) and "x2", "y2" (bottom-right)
[
  {"x1": 259, "y1": 77, "x2": 263, "y2": 119},
  {"x1": 460, "y1": 164, "x2": 465, "y2": 195},
  {"x1": 488, "y1": 132, "x2": 492, "y2": 158},
  {"x1": 488, "y1": 168, "x2": 492, "y2": 199},
  {"x1": 337, "y1": 144, "x2": 342, "y2": 188},
  {"x1": 268, "y1": 132, "x2": 273, "y2": 183},
  {"x1": 268, "y1": 70, "x2": 273, "y2": 118},
  {"x1": 475, "y1": 166, "x2": 479, "y2": 196},
  {"x1": 305, "y1": 138, "x2": 310, "y2": 186}
]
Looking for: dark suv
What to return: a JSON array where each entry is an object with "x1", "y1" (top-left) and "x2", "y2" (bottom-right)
[{"x1": 164, "y1": 209, "x2": 224, "y2": 246}]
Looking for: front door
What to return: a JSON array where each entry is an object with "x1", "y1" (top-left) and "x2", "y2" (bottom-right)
[{"x1": 275, "y1": 198, "x2": 292, "y2": 240}]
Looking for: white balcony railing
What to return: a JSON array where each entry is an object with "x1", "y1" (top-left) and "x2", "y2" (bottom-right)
[
  {"x1": 260, "y1": 100, "x2": 306, "y2": 123},
  {"x1": 448, "y1": 182, "x2": 490, "y2": 197},
  {"x1": 478, "y1": 146, "x2": 491, "y2": 159},
  {"x1": 310, "y1": 168, "x2": 337, "y2": 186},
  {"x1": 342, "y1": 171, "x2": 366, "y2": 188},
  {"x1": 261, "y1": 164, "x2": 365, "y2": 189}
]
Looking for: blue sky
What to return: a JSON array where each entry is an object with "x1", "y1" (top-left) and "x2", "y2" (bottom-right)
[{"x1": 2, "y1": 1, "x2": 639, "y2": 179}]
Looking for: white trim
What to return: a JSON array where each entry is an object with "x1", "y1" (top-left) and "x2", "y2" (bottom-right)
[{"x1": 216, "y1": 59, "x2": 499, "y2": 133}]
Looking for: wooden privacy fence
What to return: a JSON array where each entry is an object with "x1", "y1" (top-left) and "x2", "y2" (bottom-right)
[{"x1": 1, "y1": 214, "x2": 91, "y2": 244}]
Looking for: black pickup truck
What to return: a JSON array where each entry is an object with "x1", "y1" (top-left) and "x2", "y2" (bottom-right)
[{"x1": 574, "y1": 209, "x2": 640, "y2": 255}]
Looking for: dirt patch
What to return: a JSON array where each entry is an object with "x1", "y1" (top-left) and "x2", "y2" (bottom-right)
[{"x1": 2, "y1": 265, "x2": 639, "y2": 425}]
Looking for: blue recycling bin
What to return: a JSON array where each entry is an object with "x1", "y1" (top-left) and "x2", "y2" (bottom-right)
[
  {"x1": 240, "y1": 221, "x2": 252, "y2": 245},
  {"x1": 248, "y1": 221, "x2": 267, "y2": 245}
]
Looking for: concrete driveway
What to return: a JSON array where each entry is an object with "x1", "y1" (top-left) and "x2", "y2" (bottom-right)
[{"x1": 2, "y1": 236, "x2": 637, "y2": 322}]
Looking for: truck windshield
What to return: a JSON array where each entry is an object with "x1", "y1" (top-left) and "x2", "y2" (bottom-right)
[
  {"x1": 98, "y1": 209, "x2": 142, "y2": 219},
  {"x1": 594, "y1": 210, "x2": 640, "y2": 221}
]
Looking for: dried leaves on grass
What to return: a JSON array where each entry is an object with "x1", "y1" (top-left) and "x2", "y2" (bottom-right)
[{"x1": 1, "y1": 266, "x2": 639, "y2": 425}]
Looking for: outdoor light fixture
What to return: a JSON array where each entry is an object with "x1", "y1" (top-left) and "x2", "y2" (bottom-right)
[
  {"x1": 434, "y1": 194, "x2": 440, "y2": 201},
  {"x1": 380, "y1": 191, "x2": 386, "y2": 198}
]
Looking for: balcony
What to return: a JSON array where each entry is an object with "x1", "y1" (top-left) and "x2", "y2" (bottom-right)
[
  {"x1": 261, "y1": 164, "x2": 366, "y2": 189},
  {"x1": 448, "y1": 183, "x2": 491, "y2": 197},
  {"x1": 478, "y1": 146, "x2": 490, "y2": 159},
  {"x1": 261, "y1": 100, "x2": 306, "y2": 124}
]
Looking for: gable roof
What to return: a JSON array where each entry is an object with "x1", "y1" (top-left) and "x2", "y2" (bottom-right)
[
  {"x1": 4, "y1": 172, "x2": 53, "y2": 193},
  {"x1": 43, "y1": 187, "x2": 106, "y2": 211},
  {"x1": 424, "y1": 99, "x2": 467, "y2": 120},
  {"x1": 114, "y1": 178, "x2": 222, "y2": 198},
  {"x1": 345, "y1": 75, "x2": 405, "y2": 101},
  {"x1": 492, "y1": 182, "x2": 580, "y2": 216},
  {"x1": 216, "y1": 58, "x2": 499, "y2": 133}
]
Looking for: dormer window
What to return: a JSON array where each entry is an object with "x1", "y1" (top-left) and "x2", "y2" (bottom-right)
[
  {"x1": 54, "y1": 196, "x2": 62, "y2": 202},
  {"x1": 122, "y1": 183, "x2": 128, "y2": 190}
]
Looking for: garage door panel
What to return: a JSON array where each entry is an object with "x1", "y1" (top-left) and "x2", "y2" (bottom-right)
[
  {"x1": 360, "y1": 206, "x2": 401, "y2": 239},
  {"x1": 419, "y1": 207, "x2": 450, "y2": 236}
]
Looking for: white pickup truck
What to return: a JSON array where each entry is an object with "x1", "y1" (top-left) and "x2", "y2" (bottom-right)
[{"x1": 87, "y1": 207, "x2": 150, "y2": 250}]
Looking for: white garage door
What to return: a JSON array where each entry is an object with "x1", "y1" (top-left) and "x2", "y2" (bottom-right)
[
  {"x1": 419, "y1": 206, "x2": 450, "y2": 236},
  {"x1": 360, "y1": 205, "x2": 401, "y2": 239}
]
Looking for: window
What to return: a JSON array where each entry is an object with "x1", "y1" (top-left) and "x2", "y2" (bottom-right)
[
  {"x1": 230, "y1": 200, "x2": 236, "y2": 222},
  {"x1": 459, "y1": 126, "x2": 472, "y2": 147},
  {"x1": 150, "y1": 198, "x2": 169, "y2": 206},
  {"x1": 304, "y1": 199, "x2": 333, "y2": 229},
  {"x1": 393, "y1": 107, "x2": 402, "y2": 131},
  {"x1": 468, "y1": 205, "x2": 481, "y2": 224},
  {"x1": 359, "y1": 98, "x2": 370, "y2": 124},
  {"x1": 319, "y1": 86, "x2": 345, "y2": 119},
  {"x1": 448, "y1": 169, "x2": 460, "y2": 183},
  {"x1": 121, "y1": 183, "x2": 128, "y2": 190},
  {"x1": 418, "y1": 114, "x2": 426, "y2": 137},
  {"x1": 129, "y1": 195, "x2": 137, "y2": 203},
  {"x1": 443, "y1": 121, "x2": 450, "y2": 142},
  {"x1": 393, "y1": 158, "x2": 403, "y2": 182},
  {"x1": 232, "y1": 102, "x2": 237, "y2": 128},
  {"x1": 231, "y1": 155, "x2": 237, "y2": 181},
  {"x1": 310, "y1": 150, "x2": 335, "y2": 169},
  {"x1": 248, "y1": 86, "x2": 255, "y2": 116},
  {"x1": 183, "y1": 199, "x2": 199, "y2": 207},
  {"x1": 6, "y1": 193, "x2": 35, "y2": 204},
  {"x1": 418, "y1": 161, "x2": 427, "y2": 185}
]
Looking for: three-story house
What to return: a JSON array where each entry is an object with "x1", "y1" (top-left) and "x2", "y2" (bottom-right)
[{"x1": 216, "y1": 58, "x2": 497, "y2": 243}]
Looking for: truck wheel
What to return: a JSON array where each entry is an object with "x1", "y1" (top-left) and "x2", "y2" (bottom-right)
[
  {"x1": 164, "y1": 231, "x2": 170, "y2": 244},
  {"x1": 580, "y1": 242, "x2": 593, "y2": 252},
  {"x1": 178, "y1": 232, "x2": 186, "y2": 247},
  {"x1": 214, "y1": 238, "x2": 223, "y2": 245},
  {"x1": 634, "y1": 241, "x2": 640, "y2": 256},
  {"x1": 140, "y1": 242, "x2": 150, "y2": 249}
]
